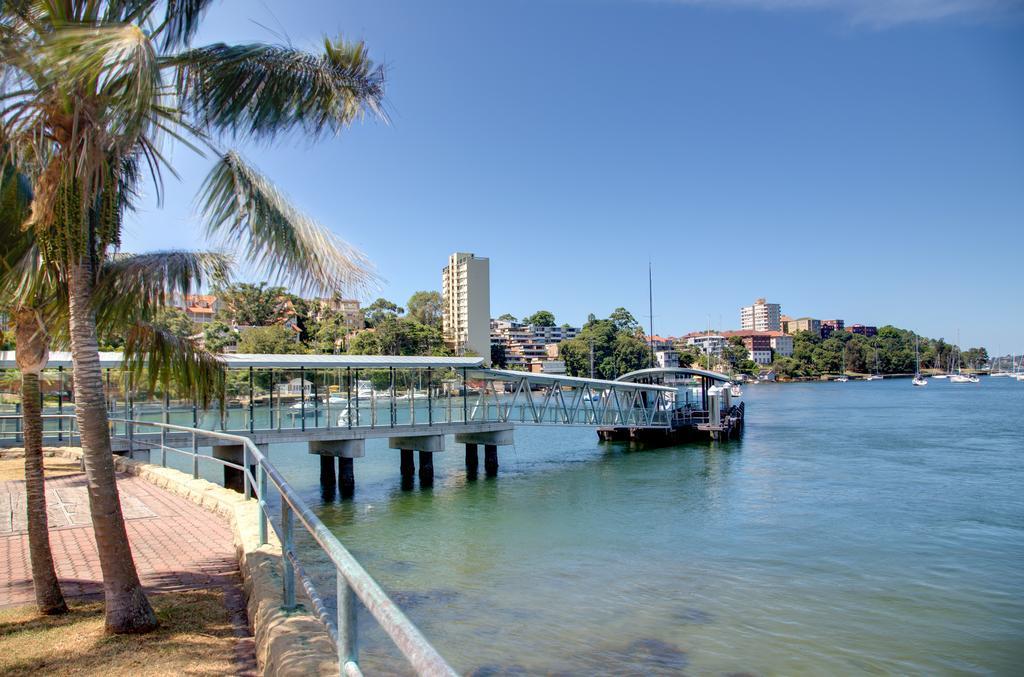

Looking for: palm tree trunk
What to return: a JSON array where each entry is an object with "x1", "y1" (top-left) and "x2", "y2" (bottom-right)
[
  {"x1": 19, "y1": 369, "x2": 68, "y2": 615},
  {"x1": 67, "y1": 260, "x2": 156, "y2": 634}
]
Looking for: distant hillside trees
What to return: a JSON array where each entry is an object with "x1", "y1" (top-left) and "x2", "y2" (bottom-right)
[
  {"x1": 523, "y1": 310, "x2": 556, "y2": 327},
  {"x1": 559, "y1": 309, "x2": 652, "y2": 379},
  {"x1": 773, "y1": 326, "x2": 987, "y2": 377}
]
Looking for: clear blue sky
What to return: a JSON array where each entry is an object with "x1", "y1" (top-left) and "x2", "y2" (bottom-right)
[{"x1": 122, "y1": 0, "x2": 1024, "y2": 351}]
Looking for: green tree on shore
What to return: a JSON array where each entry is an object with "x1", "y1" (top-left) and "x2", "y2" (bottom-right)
[
  {"x1": 560, "y1": 313, "x2": 651, "y2": 379},
  {"x1": 524, "y1": 310, "x2": 555, "y2": 327},
  {"x1": 236, "y1": 325, "x2": 304, "y2": 354},
  {"x1": 406, "y1": 291, "x2": 443, "y2": 328},
  {"x1": 363, "y1": 298, "x2": 403, "y2": 327}
]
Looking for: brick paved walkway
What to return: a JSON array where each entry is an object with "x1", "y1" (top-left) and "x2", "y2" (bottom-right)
[{"x1": 0, "y1": 466, "x2": 256, "y2": 674}]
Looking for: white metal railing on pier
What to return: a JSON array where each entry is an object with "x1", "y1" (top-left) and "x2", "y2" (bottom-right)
[
  {"x1": 107, "y1": 418, "x2": 456, "y2": 676},
  {"x1": 0, "y1": 414, "x2": 79, "y2": 446}
]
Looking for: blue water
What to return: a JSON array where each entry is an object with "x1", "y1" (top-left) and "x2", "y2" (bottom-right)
[{"x1": 91, "y1": 378, "x2": 1024, "y2": 674}]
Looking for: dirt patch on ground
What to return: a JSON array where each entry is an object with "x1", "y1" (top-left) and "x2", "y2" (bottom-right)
[
  {"x1": 0, "y1": 455, "x2": 82, "y2": 482},
  {"x1": 0, "y1": 590, "x2": 243, "y2": 676}
]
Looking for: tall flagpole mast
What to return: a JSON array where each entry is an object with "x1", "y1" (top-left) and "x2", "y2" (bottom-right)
[{"x1": 648, "y1": 260, "x2": 655, "y2": 365}]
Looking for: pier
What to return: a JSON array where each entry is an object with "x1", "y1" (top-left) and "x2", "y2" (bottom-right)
[{"x1": 0, "y1": 353, "x2": 745, "y2": 497}]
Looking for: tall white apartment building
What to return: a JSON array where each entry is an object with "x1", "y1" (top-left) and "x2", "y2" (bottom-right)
[
  {"x1": 740, "y1": 298, "x2": 782, "y2": 332},
  {"x1": 442, "y1": 252, "x2": 491, "y2": 362}
]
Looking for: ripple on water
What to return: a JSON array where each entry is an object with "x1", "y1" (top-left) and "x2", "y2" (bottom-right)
[{"x1": 673, "y1": 607, "x2": 715, "y2": 625}]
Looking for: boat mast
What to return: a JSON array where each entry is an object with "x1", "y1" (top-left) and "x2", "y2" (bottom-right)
[{"x1": 648, "y1": 260, "x2": 655, "y2": 366}]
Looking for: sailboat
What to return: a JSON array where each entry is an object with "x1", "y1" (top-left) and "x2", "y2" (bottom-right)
[
  {"x1": 864, "y1": 346, "x2": 884, "y2": 380},
  {"x1": 912, "y1": 336, "x2": 927, "y2": 386},
  {"x1": 949, "y1": 331, "x2": 979, "y2": 383},
  {"x1": 991, "y1": 352, "x2": 1013, "y2": 377},
  {"x1": 835, "y1": 346, "x2": 849, "y2": 382}
]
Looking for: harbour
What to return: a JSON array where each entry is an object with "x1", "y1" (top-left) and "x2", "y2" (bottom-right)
[{"x1": 260, "y1": 376, "x2": 1023, "y2": 674}]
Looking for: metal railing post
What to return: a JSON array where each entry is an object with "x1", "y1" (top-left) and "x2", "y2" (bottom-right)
[
  {"x1": 57, "y1": 366, "x2": 64, "y2": 442},
  {"x1": 337, "y1": 571, "x2": 358, "y2": 672},
  {"x1": 389, "y1": 367, "x2": 396, "y2": 427},
  {"x1": 161, "y1": 392, "x2": 169, "y2": 467},
  {"x1": 282, "y1": 503, "x2": 296, "y2": 610},
  {"x1": 243, "y1": 445, "x2": 251, "y2": 499},
  {"x1": 127, "y1": 419, "x2": 134, "y2": 458},
  {"x1": 192, "y1": 431, "x2": 199, "y2": 479},
  {"x1": 258, "y1": 462, "x2": 268, "y2": 546},
  {"x1": 249, "y1": 367, "x2": 255, "y2": 434}
]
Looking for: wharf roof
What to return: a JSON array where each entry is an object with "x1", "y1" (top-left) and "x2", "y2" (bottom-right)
[
  {"x1": 616, "y1": 367, "x2": 732, "y2": 384},
  {"x1": 469, "y1": 368, "x2": 677, "y2": 392},
  {"x1": 0, "y1": 352, "x2": 484, "y2": 370}
]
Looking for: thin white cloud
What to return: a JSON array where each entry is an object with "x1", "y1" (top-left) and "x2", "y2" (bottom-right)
[{"x1": 655, "y1": 0, "x2": 1024, "y2": 26}]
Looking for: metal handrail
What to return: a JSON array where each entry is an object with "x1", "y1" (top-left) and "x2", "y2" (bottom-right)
[
  {"x1": 108, "y1": 417, "x2": 456, "y2": 677},
  {"x1": 0, "y1": 413, "x2": 79, "y2": 446}
]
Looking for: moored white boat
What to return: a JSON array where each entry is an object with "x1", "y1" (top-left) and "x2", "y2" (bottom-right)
[
  {"x1": 912, "y1": 337, "x2": 927, "y2": 386},
  {"x1": 991, "y1": 352, "x2": 1015, "y2": 377},
  {"x1": 836, "y1": 347, "x2": 849, "y2": 382}
]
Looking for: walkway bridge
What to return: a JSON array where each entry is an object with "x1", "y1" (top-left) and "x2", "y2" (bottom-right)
[{"x1": 0, "y1": 353, "x2": 742, "y2": 491}]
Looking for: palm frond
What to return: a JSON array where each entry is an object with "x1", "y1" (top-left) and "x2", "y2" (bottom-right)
[
  {"x1": 0, "y1": 159, "x2": 50, "y2": 309},
  {"x1": 122, "y1": 321, "x2": 225, "y2": 410},
  {"x1": 94, "y1": 250, "x2": 231, "y2": 328},
  {"x1": 198, "y1": 151, "x2": 378, "y2": 296},
  {"x1": 170, "y1": 37, "x2": 386, "y2": 139},
  {"x1": 151, "y1": 0, "x2": 217, "y2": 50}
]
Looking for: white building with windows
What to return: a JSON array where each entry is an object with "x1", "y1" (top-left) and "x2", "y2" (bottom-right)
[
  {"x1": 686, "y1": 334, "x2": 727, "y2": 356},
  {"x1": 769, "y1": 333, "x2": 794, "y2": 357},
  {"x1": 442, "y1": 252, "x2": 491, "y2": 363},
  {"x1": 741, "y1": 298, "x2": 782, "y2": 332}
]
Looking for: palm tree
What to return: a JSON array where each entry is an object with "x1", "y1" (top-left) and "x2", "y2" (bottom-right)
[
  {"x1": 1, "y1": 1, "x2": 383, "y2": 633},
  {"x1": 3, "y1": 165, "x2": 229, "y2": 616},
  {"x1": 1, "y1": 166, "x2": 65, "y2": 613}
]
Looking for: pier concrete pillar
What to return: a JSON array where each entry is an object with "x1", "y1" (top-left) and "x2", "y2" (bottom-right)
[
  {"x1": 320, "y1": 454, "x2": 336, "y2": 487},
  {"x1": 454, "y1": 428, "x2": 512, "y2": 480},
  {"x1": 465, "y1": 443, "x2": 479, "y2": 479},
  {"x1": 418, "y1": 451, "x2": 434, "y2": 487},
  {"x1": 309, "y1": 439, "x2": 365, "y2": 500},
  {"x1": 400, "y1": 449, "x2": 415, "y2": 490},
  {"x1": 484, "y1": 444, "x2": 499, "y2": 477},
  {"x1": 212, "y1": 443, "x2": 245, "y2": 493},
  {"x1": 339, "y1": 457, "x2": 355, "y2": 498},
  {"x1": 389, "y1": 435, "x2": 444, "y2": 490}
]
